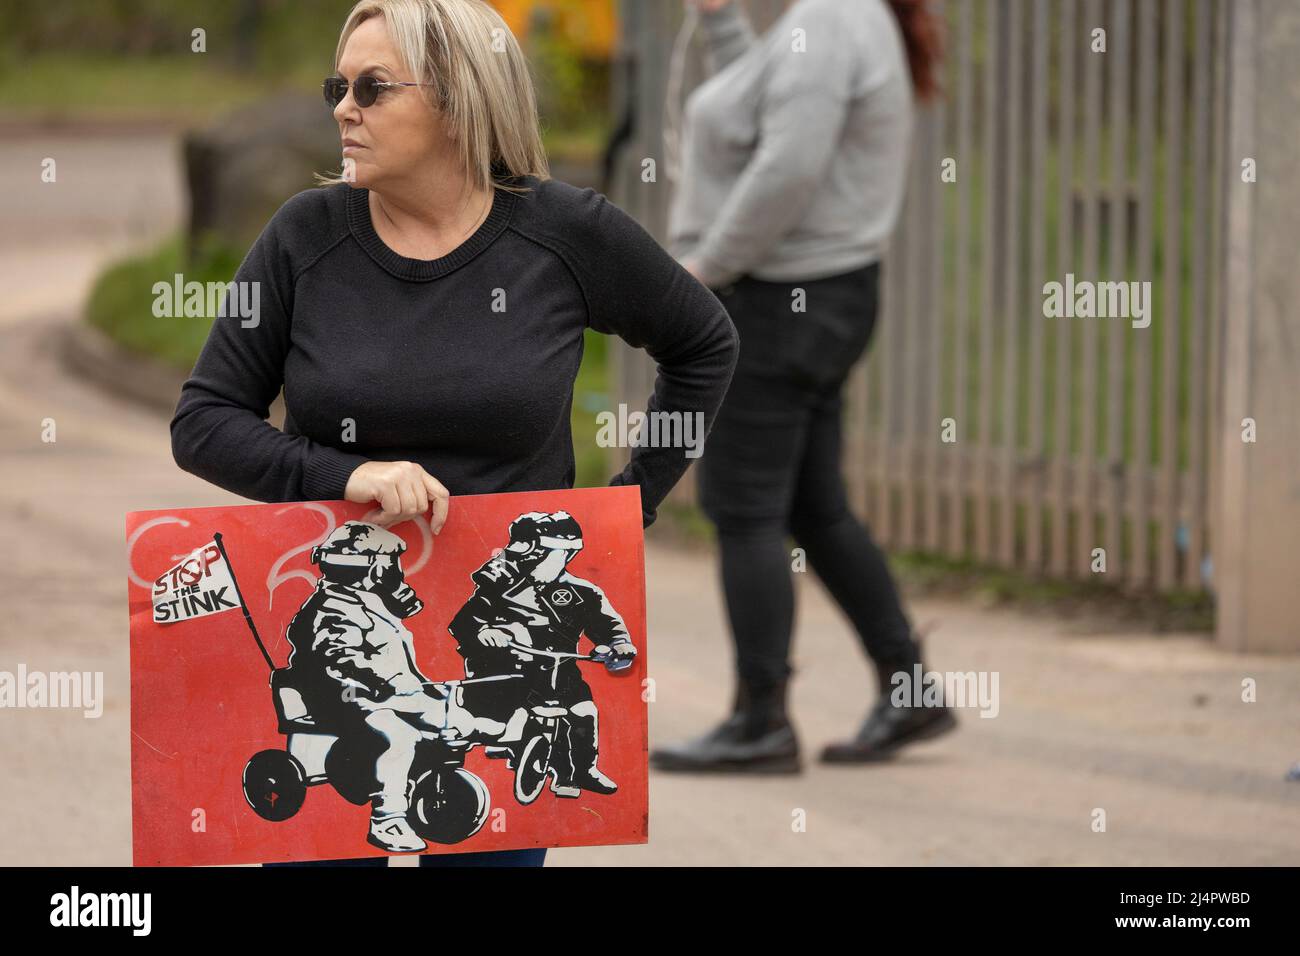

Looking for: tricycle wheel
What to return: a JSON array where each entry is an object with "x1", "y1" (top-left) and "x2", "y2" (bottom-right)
[
  {"x1": 513, "y1": 734, "x2": 551, "y2": 806},
  {"x1": 243, "y1": 750, "x2": 307, "y2": 821},
  {"x1": 408, "y1": 768, "x2": 490, "y2": 844}
]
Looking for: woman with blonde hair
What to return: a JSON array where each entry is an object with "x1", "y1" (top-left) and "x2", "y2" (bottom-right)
[{"x1": 170, "y1": 0, "x2": 738, "y2": 866}]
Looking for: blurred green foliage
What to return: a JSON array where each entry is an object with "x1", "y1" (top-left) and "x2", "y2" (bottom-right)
[
  {"x1": 86, "y1": 233, "x2": 245, "y2": 368},
  {"x1": 0, "y1": 0, "x2": 610, "y2": 151},
  {"x1": 1, "y1": 0, "x2": 350, "y2": 70}
]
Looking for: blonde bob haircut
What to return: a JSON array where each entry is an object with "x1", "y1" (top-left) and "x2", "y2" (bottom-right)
[{"x1": 318, "y1": 0, "x2": 549, "y2": 193}]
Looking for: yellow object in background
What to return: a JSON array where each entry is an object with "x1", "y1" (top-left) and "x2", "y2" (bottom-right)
[{"x1": 491, "y1": 0, "x2": 617, "y2": 58}]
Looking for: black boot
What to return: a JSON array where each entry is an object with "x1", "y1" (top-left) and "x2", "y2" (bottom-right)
[
  {"x1": 650, "y1": 676, "x2": 800, "y2": 774},
  {"x1": 820, "y1": 656, "x2": 956, "y2": 764},
  {"x1": 564, "y1": 707, "x2": 618, "y2": 795}
]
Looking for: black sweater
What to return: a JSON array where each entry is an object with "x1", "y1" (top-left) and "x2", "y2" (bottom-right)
[{"x1": 169, "y1": 177, "x2": 739, "y2": 527}]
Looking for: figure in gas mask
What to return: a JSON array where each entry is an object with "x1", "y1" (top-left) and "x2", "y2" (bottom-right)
[
  {"x1": 447, "y1": 511, "x2": 636, "y2": 796},
  {"x1": 284, "y1": 521, "x2": 501, "y2": 853}
]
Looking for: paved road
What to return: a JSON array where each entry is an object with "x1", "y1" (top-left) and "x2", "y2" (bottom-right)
[{"x1": 2, "y1": 132, "x2": 1298, "y2": 866}]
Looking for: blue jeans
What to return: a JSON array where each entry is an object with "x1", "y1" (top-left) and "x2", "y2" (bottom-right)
[{"x1": 264, "y1": 848, "x2": 546, "y2": 867}]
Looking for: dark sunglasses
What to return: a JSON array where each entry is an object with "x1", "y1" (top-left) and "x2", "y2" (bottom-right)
[{"x1": 323, "y1": 74, "x2": 431, "y2": 108}]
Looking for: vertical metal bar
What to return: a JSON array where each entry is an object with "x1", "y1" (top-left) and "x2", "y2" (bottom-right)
[
  {"x1": 1215, "y1": 0, "x2": 1256, "y2": 646},
  {"x1": 1103, "y1": 0, "x2": 1131, "y2": 582},
  {"x1": 925, "y1": 74, "x2": 948, "y2": 552},
  {"x1": 1204, "y1": 0, "x2": 1229, "y2": 596},
  {"x1": 998, "y1": 0, "x2": 1024, "y2": 566},
  {"x1": 638, "y1": 0, "x2": 672, "y2": 242},
  {"x1": 1129, "y1": 0, "x2": 1157, "y2": 588},
  {"x1": 1025, "y1": 0, "x2": 1051, "y2": 571},
  {"x1": 1184, "y1": 0, "x2": 1212, "y2": 589},
  {"x1": 611, "y1": 0, "x2": 643, "y2": 482},
  {"x1": 899, "y1": 126, "x2": 926, "y2": 550},
  {"x1": 947, "y1": 0, "x2": 976, "y2": 559},
  {"x1": 976, "y1": 0, "x2": 1001, "y2": 563},
  {"x1": 875, "y1": 191, "x2": 902, "y2": 545},
  {"x1": 1158, "y1": 0, "x2": 1184, "y2": 589},
  {"x1": 1050, "y1": 0, "x2": 1078, "y2": 577},
  {"x1": 1078, "y1": 0, "x2": 1104, "y2": 575},
  {"x1": 628, "y1": 0, "x2": 674, "y2": 459}
]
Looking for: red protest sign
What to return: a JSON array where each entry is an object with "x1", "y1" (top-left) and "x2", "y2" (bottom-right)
[{"x1": 126, "y1": 485, "x2": 647, "y2": 865}]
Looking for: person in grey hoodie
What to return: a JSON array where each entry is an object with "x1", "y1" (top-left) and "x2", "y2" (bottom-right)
[{"x1": 653, "y1": 0, "x2": 956, "y2": 772}]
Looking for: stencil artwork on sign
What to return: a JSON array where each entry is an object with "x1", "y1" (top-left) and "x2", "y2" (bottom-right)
[{"x1": 127, "y1": 486, "x2": 647, "y2": 865}]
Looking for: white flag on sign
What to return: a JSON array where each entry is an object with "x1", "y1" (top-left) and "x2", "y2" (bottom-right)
[{"x1": 152, "y1": 537, "x2": 242, "y2": 625}]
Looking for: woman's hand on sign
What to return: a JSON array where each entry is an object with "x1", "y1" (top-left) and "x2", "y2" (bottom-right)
[{"x1": 345, "y1": 460, "x2": 449, "y2": 533}]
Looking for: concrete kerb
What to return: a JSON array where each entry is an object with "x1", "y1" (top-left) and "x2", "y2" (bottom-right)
[{"x1": 60, "y1": 319, "x2": 189, "y2": 416}]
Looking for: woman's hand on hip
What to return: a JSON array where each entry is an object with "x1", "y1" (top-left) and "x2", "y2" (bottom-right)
[
  {"x1": 680, "y1": 258, "x2": 706, "y2": 285},
  {"x1": 345, "y1": 460, "x2": 450, "y2": 533}
]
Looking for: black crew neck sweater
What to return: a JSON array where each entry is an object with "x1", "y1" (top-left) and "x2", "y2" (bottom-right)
[{"x1": 169, "y1": 177, "x2": 739, "y2": 527}]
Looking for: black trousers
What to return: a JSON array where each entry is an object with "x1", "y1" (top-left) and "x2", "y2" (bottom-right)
[{"x1": 698, "y1": 262, "x2": 920, "y2": 696}]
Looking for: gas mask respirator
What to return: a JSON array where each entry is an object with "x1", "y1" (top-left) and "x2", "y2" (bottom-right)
[{"x1": 366, "y1": 556, "x2": 424, "y2": 619}]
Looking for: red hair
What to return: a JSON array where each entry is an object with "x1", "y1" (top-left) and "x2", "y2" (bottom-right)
[{"x1": 887, "y1": 0, "x2": 944, "y2": 101}]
